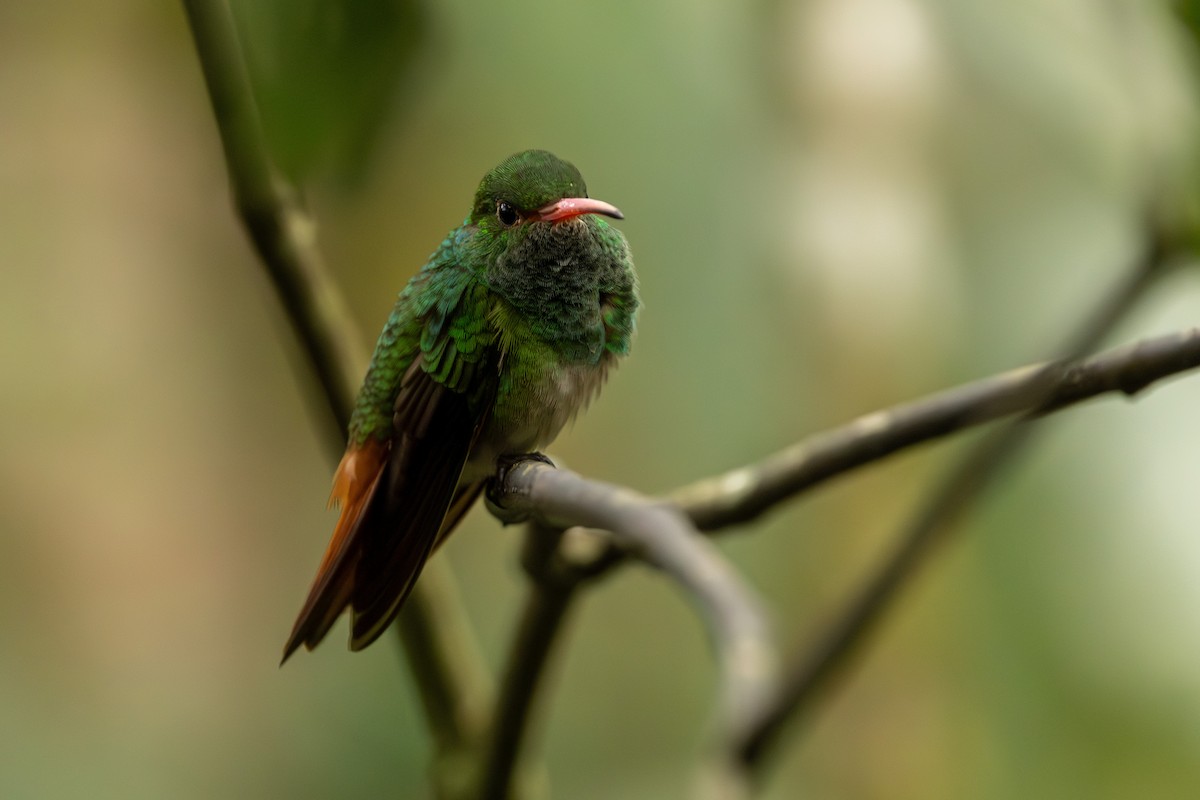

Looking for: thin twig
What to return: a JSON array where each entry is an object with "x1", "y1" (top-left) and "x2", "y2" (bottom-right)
[
  {"x1": 180, "y1": 0, "x2": 491, "y2": 765},
  {"x1": 672, "y1": 326, "x2": 1200, "y2": 533},
  {"x1": 735, "y1": 237, "x2": 1167, "y2": 772},
  {"x1": 486, "y1": 460, "x2": 781, "y2": 800}
]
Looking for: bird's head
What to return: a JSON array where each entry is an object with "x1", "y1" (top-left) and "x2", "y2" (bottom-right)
[
  {"x1": 464, "y1": 150, "x2": 634, "y2": 352},
  {"x1": 468, "y1": 150, "x2": 623, "y2": 246}
]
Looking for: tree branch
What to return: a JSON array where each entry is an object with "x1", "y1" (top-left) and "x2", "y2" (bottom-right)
[
  {"x1": 181, "y1": 0, "x2": 364, "y2": 440},
  {"x1": 672, "y1": 325, "x2": 1200, "y2": 533},
  {"x1": 477, "y1": 522, "x2": 576, "y2": 800},
  {"x1": 734, "y1": 237, "x2": 1168, "y2": 773},
  {"x1": 486, "y1": 459, "x2": 782, "y2": 800},
  {"x1": 180, "y1": 0, "x2": 491, "y2": 769}
]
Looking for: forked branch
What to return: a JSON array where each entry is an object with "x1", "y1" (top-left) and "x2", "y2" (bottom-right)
[{"x1": 487, "y1": 459, "x2": 782, "y2": 799}]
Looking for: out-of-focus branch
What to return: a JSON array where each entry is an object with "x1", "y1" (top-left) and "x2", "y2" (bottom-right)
[
  {"x1": 673, "y1": 326, "x2": 1200, "y2": 533},
  {"x1": 181, "y1": 0, "x2": 364, "y2": 441},
  {"x1": 395, "y1": 566, "x2": 494, "y2": 760},
  {"x1": 486, "y1": 459, "x2": 781, "y2": 799},
  {"x1": 477, "y1": 522, "x2": 577, "y2": 800},
  {"x1": 735, "y1": 237, "x2": 1167, "y2": 773},
  {"x1": 180, "y1": 0, "x2": 491, "y2": 771}
]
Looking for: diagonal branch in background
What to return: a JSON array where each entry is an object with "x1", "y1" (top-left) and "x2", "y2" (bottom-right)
[
  {"x1": 180, "y1": 0, "x2": 492, "y2": 768},
  {"x1": 485, "y1": 458, "x2": 782, "y2": 800},
  {"x1": 734, "y1": 237, "x2": 1170, "y2": 775},
  {"x1": 181, "y1": 0, "x2": 364, "y2": 442}
]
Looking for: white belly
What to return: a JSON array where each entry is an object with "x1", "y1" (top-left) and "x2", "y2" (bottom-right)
[{"x1": 462, "y1": 355, "x2": 615, "y2": 482}]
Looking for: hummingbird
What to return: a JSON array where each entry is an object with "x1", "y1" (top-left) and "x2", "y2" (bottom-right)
[{"x1": 282, "y1": 150, "x2": 638, "y2": 662}]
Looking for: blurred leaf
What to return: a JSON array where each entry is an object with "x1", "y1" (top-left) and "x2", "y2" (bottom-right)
[
  {"x1": 232, "y1": 0, "x2": 428, "y2": 183},
  {"x1": 1177, "y1": 0, "x2": 1200, "y2": 44},
  {"x1": 1164, "y1": 2, "x2": 1200, "y2": 258}
]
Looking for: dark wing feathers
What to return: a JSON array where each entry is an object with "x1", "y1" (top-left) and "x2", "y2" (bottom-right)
[
  {"x1": 346, "y1": 360, "x2": 484, "y2": 650},
  {"x1": 435, "y1": 480, "x2": 486, "y2": 552}
]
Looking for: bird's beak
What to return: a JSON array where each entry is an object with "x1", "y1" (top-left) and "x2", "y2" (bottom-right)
[{"x1": 533, "y1": 197, "x2": 624, "y2": 222}]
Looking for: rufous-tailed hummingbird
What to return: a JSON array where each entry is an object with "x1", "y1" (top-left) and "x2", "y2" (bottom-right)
[{"x1": 283, "y1": 150, "x2": 638, "y2": 661}]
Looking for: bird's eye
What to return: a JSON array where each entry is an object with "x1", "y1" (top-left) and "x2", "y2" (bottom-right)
[{"x1": 496, "y1": 201, "x2": 520, "y2": 227}]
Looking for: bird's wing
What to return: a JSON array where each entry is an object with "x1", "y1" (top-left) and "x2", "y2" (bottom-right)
[
  {"x1": 282, "y1": 280, "x2": 496, "y2": 661},
  {"x1": 346, "y1": 353, "x2": 494, "y2": 649}
]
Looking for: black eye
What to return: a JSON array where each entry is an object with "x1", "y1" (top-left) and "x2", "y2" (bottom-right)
[{"x1": 496, "y1": 201, "x2": 519, "y2": 227}]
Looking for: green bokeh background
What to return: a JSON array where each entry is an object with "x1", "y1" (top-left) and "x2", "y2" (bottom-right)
[{"x1": 4, "y1": 1, "x2": 1200, "y2": 798}]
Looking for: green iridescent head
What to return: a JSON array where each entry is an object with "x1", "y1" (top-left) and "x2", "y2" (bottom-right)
[
  {"x1": 468, "y1": 150, "x2": 623, "y2": 230},
  {"x1": 471, "y1": 150, "x2": 584, "y2": 221}
]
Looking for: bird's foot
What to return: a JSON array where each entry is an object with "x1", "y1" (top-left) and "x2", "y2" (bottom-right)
[{"x1": 485, "y1": 452, "x2": 557, "y2": 524}]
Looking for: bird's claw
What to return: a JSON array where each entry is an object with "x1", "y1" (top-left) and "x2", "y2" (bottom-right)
[{"x1": 485, "y1": 452, "x2": 556, "y2": 524}]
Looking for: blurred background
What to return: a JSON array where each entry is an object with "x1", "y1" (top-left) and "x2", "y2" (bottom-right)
[{"x1": 3, "y1": 0, "x2": 1200, "y2": 797}]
